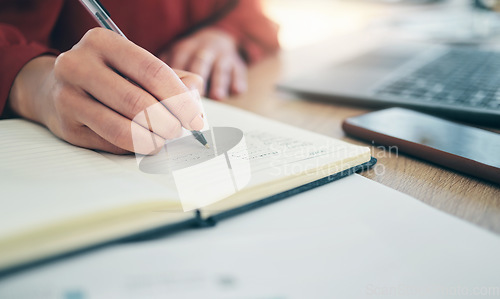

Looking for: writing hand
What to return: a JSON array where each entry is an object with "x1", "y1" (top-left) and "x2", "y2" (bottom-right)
[{"x1": 8, "y1": 28, "x2": 204, "y2": 154}]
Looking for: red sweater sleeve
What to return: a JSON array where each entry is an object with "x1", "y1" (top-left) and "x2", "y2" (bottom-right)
[
  {"x1": 212, "y1": 0, "x2": 279, "y2": 63},
  {"x1": 0, "y1": 0, "x2": 63, "y2": 118}
]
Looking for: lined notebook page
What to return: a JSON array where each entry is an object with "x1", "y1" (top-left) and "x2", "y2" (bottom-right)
[
  {"x1": 105, "y1": 100, "x2": 371, "y2": 190},
  {"x1": 204, "y1": 100, "x2": 370, "y2": 186},
  {"x1": 0, "y1": 101, "x2": 370, "y2": 239},
  {"x1": 0, "y1": 120, "x2": 176, "y2": 239}
]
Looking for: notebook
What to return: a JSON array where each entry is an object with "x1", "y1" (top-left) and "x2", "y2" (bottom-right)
[{"x1": 0, "y1": 99, "x2": 375, "y2": 275}]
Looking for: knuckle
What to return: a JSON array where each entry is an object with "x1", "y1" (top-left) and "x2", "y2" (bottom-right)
[
  {"x1": 141, "y1": 59, "x2": 169, "y2": 82},
  {"x1": 174, "y1": 39, "x2": 193, "y2": 51},
  {"x1": 187, "y1": 74, "x2": 204, "y2": 91},
  {"x1": 189, "y1": 73, "x2": 204, "y2": 84},
  {"x1": 215, "y1": 58, "x2": 231, "y2": 73},
  {"x1": 168, "y1": 95, "x2": 191, "y2": 116},
  {"x1": 54, "y1": 52, "x2": 78, "y2": 80},
  {"x1": 109, "y1": 125, "x2": 130, "y2": 147},
  {"x1": 123, "y1": 89, "x2": 148, "y2": 117},
  {"x1": 81, "y1": 27, "x2": 108, "y2": 48}
]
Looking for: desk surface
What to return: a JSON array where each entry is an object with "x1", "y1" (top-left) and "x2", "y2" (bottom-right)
[{"x1": 222, "y1": 0, "x2": 500, "y2": 234}]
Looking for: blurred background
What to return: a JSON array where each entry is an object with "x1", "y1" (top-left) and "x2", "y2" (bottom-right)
[{"x1": 262, "y1": 0, "x2": 500, "y2": 50}]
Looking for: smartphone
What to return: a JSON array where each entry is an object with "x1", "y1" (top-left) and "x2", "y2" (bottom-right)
[{"x1": 342, "y1": 108, "x2": 500, "y2": 185}]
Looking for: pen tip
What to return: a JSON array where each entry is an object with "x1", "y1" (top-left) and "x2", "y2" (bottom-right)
[{"x1": 204, "y1": 144, "x2": 210, "y2": 149}]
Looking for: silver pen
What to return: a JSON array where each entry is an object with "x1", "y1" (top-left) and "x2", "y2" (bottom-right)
[
  {"x1": 78, "y1": 0, "x2": 209, "y2": 148},
  {"x1": 79, "y1": 0, "x2": 126, "y2": 38}
]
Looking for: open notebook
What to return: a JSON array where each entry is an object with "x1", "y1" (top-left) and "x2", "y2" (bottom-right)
[{"x1": 0, "y1": 99, "x2": 374, "y2": 275}]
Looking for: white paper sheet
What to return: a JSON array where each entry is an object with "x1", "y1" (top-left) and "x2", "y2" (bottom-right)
[{"x1": 1, "y1": 174, "x2": 499, "y2": 299}]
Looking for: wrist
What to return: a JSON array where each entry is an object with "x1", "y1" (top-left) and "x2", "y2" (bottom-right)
[{"x1": 8, "y1": 55, "x2": 57, "y2": 124}]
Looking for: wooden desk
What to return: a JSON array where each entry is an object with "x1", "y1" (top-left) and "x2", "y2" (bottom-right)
[{"x1": 221, "y1": 1, "x2": 500, "y2": 234}]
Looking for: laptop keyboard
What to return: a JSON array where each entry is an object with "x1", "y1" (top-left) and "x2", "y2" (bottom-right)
[{"x1": 376, "y1": 48, "x2": 500, "y2": 111}]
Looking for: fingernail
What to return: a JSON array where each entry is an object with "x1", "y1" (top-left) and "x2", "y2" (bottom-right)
[{"x1": 189, "y1": 115, "x2": 204, "y2": 131}]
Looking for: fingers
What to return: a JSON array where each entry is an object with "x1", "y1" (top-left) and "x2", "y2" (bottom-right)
[
  {"x1": 50, "y1": 86, "x2": 164, "y2": 155},
  {"x1": 168, "y1": 45, "x2": 216, "y2": 91},
  {"x1": 160, "y1": 28, "x2": 248, "y2": 100},
  {"x1": 76, "y1": 28, "x2": 203, "y2": 129},
  {"x1": 169, "y1": 41, "x2": 198, "y2": 71},
  {"x1": 160, "y1": 90, "x2": 205, "y2": 131},
  {"x1": 78, "y1": 63, "x2": 184, "y2": 140},
  {"x1": 69, "y1": 126, "x2": 130, "y2": 155},
  {"x1": 75, "y1": 95, "x2": 165, "y2": 155},
  {"x1": 174, "y1": 69, "x2": 205, "y2": 96},
  {"x1": 189, "y1": 50, "x2": 216, "y2": 88},
  {"x1": 231, "y1": 58, "x2": 248, "y2": 95},
  {"x1": 209, "y1": 55, "x2": 247, "y2": 100},
  {"x1": 81, "y1": 29, "x2": 185, "y2": 97},
  {"x1": 209, "y1": 56, "x2": 232, "y2": 100}
]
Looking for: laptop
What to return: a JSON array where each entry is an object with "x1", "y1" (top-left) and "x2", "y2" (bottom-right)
[{"x1": 278, "y1": 43, "x2": 500, "y2": 126}]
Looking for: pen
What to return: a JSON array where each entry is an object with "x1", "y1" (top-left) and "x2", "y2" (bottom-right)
[{"x1": 78, "y1": 0, "x2": 209, "y2": 149}]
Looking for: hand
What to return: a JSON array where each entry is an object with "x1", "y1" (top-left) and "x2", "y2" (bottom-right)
[
  {"x1": 8, "y1": 28, "x2": 205, "y2": 155},
  {"x1": 160, "y1": 28, "x2": 247, "y2": 100}
]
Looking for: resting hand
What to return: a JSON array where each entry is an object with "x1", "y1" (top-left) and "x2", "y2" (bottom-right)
[
  {"x1": 8, "y1": 28, "x2": 204, "y2": 154},
  {"x1": 160, "y1": 28, "x2": 247, "y2": 100}
]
